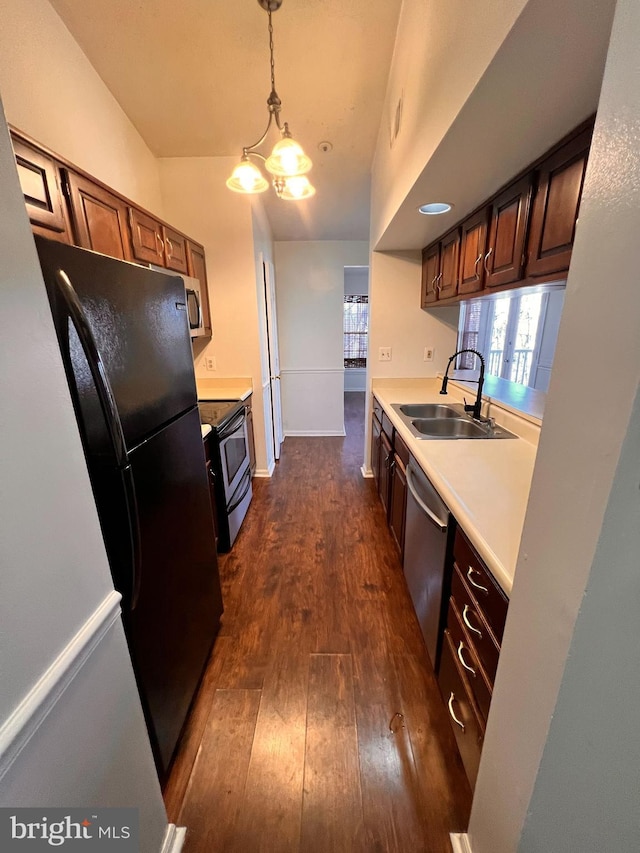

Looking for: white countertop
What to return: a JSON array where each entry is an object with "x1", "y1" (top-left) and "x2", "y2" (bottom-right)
[{"x1": 372, "y1": 378, "x2": 540, "y2": 595}]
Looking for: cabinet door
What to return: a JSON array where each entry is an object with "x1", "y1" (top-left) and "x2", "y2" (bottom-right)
[
  {"x1": 129, "y1": 207, "x2": 165, "y2": 266},
  {"x1": 459, "y1": 208, "x2": 489, "y2": 295},
  {"x1": 186, "y1": 240, "x2": 212, "y2": 335},
  {"x1": 421, "y1": 243, "x2": 440, "y2": 307},
  {"x1": 12, "y1": 135, "x2": 70, "y2": 242},
  {"x1": 526, "y1": 127, "x2": 591, "y2": 279},
  {"x1": 64, "y1": 170, "x2": 132, "y2": 260},
  {"x1": 162, "y1": 226, "x2": 189, "y2": 274},
  {"x1": 438, "y1": 228, "x2": 461, "y2": 300},
  {"x1": 371, "y1": 415, "x2": 382, "y2": 488},
  {"x1": 245, "y1": 399, "x2": 256, "y2": 476},
  {"x1": 389, "y1": 453, "x2": 407, "y2": 557},
  {"x1": 485, "y1": 174, "x2": 533, "y2": 288},
  {"x1": 379, "y1": 430, "x2": 392, "y2": 518}
]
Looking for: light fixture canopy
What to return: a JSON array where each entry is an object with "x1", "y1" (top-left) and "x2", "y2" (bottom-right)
[{"x1": 226, "y1": 0, "x2": 315, "y2": 200}]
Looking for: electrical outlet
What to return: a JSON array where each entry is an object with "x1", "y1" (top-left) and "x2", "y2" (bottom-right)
[
  {"x1": 424, "y1": 347, "x2": 434, "y2": 362},
  {"x1": 205, "y1": 356, "x2": 216, "y2": 371},
  {"x1": 379, "y1": 346, "x2": 392, "y2": 362}
]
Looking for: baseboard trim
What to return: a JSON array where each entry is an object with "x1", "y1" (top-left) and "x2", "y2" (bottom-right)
[
  {"x1": 0, "y1": 590, "x2": 122, "y2": 781},
  {"x1": 450, "y1": 832, "x2": 473, "y2": 853},
  {"x1": 284, "y1": 429, "x2": 346, "y2": 437},
  {"x1": 361, "y1": 465, "x2": 374, "y2": 478},
  {"x1": 161, "y1": 824, "x2": 186, "y2": 853},
  {"x1": 254, "y1": 460, "x2": 276, "y2": 478}
]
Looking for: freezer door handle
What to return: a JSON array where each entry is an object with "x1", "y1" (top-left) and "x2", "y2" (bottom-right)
[
  {"x1": 122, "y1": 464, "x2": 143, "y2": 610},
  {"x1": 406, "y1": 464, "x2": 448, "y2": 531},
  {"x1": 53, "y1": 269, "x2": 129, "y2": 468}
]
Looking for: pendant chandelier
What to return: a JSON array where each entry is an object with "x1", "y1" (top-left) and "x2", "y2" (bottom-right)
[{"x1": 226, "y1": 0, "x2": 315, "y2": 200}]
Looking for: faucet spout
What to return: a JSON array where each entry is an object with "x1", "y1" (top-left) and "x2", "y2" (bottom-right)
[{"x1": 439, "y1": 348, "x2": 486, "y2": 420}]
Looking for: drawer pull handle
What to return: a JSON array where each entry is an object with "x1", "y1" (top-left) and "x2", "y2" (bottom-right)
[
  {"x1": 457, "y1": 641, "x2": 476, "y2": 676},
  {"x1": 467, "y1": 566, "x2": 489, "y2": 595},
  {"x1": 448, "y1": 692, "x2": 465, "y2": 731},
  {"x1": 463, "y1": 604, "x2": 482, "y2": 638}
]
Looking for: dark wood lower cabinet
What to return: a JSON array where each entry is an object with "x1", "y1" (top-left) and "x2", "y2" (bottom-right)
[
  {"x1": 379, "y1": 430, "x2": 392, "y2": 518},
  {"x1": 389, "y1": 432, "x2": 409, "y2": 558}
]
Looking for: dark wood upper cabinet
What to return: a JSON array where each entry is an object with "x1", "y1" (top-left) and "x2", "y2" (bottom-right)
[
  {"x1": 421, "y1": 229, "x2": 460, "y2": 307},
  {"x1": 526, "y1": 126, "x2": 591, "y2": 280},
  {"x1": 485, "y1": 174, "x2": 533, "y2": 289},
  {"x1": 11, "y1": 134, "x2": 70, "y2": 243},
  {"x1": 438, "y1": 228, "x2": 461, "y2": 300},
  {"x1": 163, "y1": 226, "x2": 189, "y2": 274},
  {"x1": 459, "y1": 207, "x2": 490, "y2": 296},
  {"x1": 186, "y1": 240, "x2": 212, "y2": 335},
  {"x1": 64, "y1": 170, "x2": 132, "y2": 260},
  {"x1": 129, "y1": 208, "x2": 189, "y2": 274},
  {"x1": 421, "y1": 243, "x2": 440, "y2": 307},
  {"x1": 129, "y1": 207, "x2": 165, "y2": 266}
]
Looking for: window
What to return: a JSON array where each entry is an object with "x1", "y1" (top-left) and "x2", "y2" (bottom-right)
[
  {"x1": 458, "y1": 288, "x2": 564, "y2": 391},
  {"x1": 344, "y1": 295, "x2": 368, "y2": 368}
]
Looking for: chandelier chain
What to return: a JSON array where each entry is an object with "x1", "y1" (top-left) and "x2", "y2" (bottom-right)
[{"x1": 268, "y1": 10, "x2": 276, "y2": 94}]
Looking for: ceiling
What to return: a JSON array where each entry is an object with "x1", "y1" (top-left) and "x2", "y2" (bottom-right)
[{"x1": 48, "y1": 0, "x2": 403, "y2": 242}]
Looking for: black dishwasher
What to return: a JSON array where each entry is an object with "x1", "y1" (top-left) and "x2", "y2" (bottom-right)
[{"x1": 403, "y1": 460, "x2": 453, "y2": 669}]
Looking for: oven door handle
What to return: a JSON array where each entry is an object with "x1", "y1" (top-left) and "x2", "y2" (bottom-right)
[
  {"x1": 218, "y1": 408, "x2": 246, "y2": 442},
  {"x1": 226, "y1": 466, "x2": 252, "y2": 514}
]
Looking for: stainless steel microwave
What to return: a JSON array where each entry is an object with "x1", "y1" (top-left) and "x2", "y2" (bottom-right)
[
  {"x1": 182, "y1": 274, "x2": 206, "y2": 339},
  {"x1": 149, "y1": 266, "x2": 206, "y2": 338}
]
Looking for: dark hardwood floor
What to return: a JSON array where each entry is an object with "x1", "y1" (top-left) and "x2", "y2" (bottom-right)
[{"x1": 164, "y1": 392, "x2": 471, "y2": 852}]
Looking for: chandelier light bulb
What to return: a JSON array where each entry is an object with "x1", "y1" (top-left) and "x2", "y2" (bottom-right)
[
  {"x1": 279, "y1": 175, "x2": 316, "y2": 200},
  {"x1": 265, "y1": 135, "x2": 312, "y2": 177},
  {"x1": 226, "y1": 157, "x2": 269, "y2": 194}
]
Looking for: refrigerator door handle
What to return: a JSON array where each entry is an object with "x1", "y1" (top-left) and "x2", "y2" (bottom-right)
[
  {"x1": 122, "y1": 464, "x2": 143, "y2": 610},
  {"x1": 53, "y1": 269, "x2": 129, "y2": 468},
  {"x1": 53, "y1": 269, "x2": 142, "y2": 609}
]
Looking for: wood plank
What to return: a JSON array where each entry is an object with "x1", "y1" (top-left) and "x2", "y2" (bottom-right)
[
  {"x1": 300, "y1": 654, "x2": 365, "y2": 852},
  {"x1": 229, "y1": 651, "x2": 310, "y2": 852},
  {"x1": 179, "y1": 689, "x2": 261, "y2": 853}
]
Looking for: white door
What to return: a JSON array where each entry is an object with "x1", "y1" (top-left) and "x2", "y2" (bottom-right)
[{"x1": 263, "y1": 260, "x2": 284, "y2": 459}]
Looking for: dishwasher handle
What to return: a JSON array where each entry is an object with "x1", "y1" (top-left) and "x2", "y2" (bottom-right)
[{"x1": 406, "y1": 464, "x2": 448, "y2": 531}]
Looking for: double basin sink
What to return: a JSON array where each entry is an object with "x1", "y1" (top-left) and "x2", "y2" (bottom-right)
[{"x1": 391, "y1": 402, "x2": 518, "y2": 440}]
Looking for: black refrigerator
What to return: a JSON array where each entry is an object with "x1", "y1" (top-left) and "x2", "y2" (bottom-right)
[{"x1": 35, "y1": 235, "x2": 223, "y2": 783}]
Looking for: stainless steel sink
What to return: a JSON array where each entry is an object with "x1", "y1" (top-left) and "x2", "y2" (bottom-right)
[
  {"x1": 391, "y1": 402, "x2": 518, "y2": 440},
  {"x1": 412, "y1": 418, "x2": 491, "y2": 438},
  {"x1": 397, "y1": 403, "x2": 466, "y2": 419}
]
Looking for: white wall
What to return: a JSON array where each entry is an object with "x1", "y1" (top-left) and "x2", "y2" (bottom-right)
[
  {"x1": 467, "y1": 0, "x2": 640, "y2": 847},
  {"x1": 274, "y1": 240, "x2": 369, "y2": 436},
  {"x1": 158, "y1": 157, "x2": 273, "y2": 475},
  {"x1": 0, "y1": 0, "x2": 162, "y2": 213},
  {"x1": 0, "y1": 103, "x2": 167, "y2": 850},
  {"x1": 371, "y1": 0, "x2": 527, "y2": 247}
]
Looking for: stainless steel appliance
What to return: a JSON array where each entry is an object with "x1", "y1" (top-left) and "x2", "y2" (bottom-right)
[
  {"x1": 403, "y1": 460, "x2": 452, "y2": 669},
  {"x1": 150, "y1": 265, "x2": 205, "y2": 338},
  {"x1": 199, "y1": 400, "x2": 253, "y2": 552},
  {"x1": 35, "y1": 236, "x2": 223, "y2": 784}
]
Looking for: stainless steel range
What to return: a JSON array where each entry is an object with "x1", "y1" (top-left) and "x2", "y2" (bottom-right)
[{"x1": 199, "y1": 400, "x2": 253, "y2": 552}]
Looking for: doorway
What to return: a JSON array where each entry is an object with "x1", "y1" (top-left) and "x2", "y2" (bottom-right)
[{"x1": 343, "y1": 266, "x2": 369, "y2": 439}]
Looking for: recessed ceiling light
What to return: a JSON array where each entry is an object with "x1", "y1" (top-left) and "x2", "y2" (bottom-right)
[{"x1": 418, "y1": 202, "x2": 453, "y2": 215}]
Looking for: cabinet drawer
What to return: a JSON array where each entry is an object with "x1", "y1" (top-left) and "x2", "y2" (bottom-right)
[
  {"x1": 438, "y1": 629, "x2": 484, "y2": 789},
  {"x1": 381, "y1": 411, "x2": 394, "y2": 440},
  {"x1": 451, "y1": 566, "x2": 500, "y2": 683},
  {"x1": 453, "y1": 529, "x2": 508, "y2": 641},
  {"x1": 447, "y1": 598, "x2": 492, "y2": 722}
]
